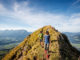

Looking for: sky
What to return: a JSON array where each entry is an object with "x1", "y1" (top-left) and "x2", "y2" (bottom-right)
[{"x1": 0, "y1": 0, "x2": 80, "y2": 32}]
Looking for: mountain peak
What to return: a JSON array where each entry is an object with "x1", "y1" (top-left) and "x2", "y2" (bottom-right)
[{"x1": 2, "y1": 25, "x2": 80, "y2": 60}]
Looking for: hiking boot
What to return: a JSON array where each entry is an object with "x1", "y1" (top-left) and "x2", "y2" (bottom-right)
[{"x1": 46, "y1": 54, "x2": 49, "y2": 59}]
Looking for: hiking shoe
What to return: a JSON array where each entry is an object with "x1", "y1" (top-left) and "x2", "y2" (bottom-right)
[{"x1": 46, "y1": 54, "x2": 49, "y2": 59}]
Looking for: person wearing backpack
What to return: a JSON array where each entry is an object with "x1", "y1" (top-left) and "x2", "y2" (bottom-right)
[
  {"x1": 38, "y1": 31, "x2": 43, "y2": 47},
  {"x1": 43, "y1": 31, "x2": 50, "y2": 60}
]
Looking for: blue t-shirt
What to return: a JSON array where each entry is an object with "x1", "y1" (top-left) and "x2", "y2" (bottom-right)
[{"x1": 44, "y1": 35, "x2": 50, "y2": 44}]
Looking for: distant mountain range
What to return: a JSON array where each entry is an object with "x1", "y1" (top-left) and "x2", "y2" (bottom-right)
[
  {"x1": 63, "y1": 32, "x2": 80, "y2": 50},
  {"x1": 63, "y1": 32, "x2": 80, "y2": 44},
  {"x1": 0, "y1": 30, "x2": 31, "y2": 47}
]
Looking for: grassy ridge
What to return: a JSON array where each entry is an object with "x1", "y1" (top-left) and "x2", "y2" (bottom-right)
[{"x1": 2, "y1": 25, "x2": 80, "y2": 60}]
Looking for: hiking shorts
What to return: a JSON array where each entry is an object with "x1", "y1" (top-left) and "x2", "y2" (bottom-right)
[{"x1": 45, "y1": 44, "x2": 49, "y2": 50}]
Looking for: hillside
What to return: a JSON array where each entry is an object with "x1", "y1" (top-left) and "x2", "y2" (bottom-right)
[
  {"x1": 2, "y1": 25, "x2": 80, "y2": 60},
  {"x1": 63, "y1": 32, "x2": 80, "y2": 51},
  {"x1": 0, "y1": 30, "x2": 30, "y2": 59}
]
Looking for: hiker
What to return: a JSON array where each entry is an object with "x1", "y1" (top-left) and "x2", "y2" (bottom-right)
[
  {"x1": 38, "y1": 31, "x2": 43, "y2": 47},
  {"x1": 44, "y1": 31, "x2": 50, "y2": 53}
]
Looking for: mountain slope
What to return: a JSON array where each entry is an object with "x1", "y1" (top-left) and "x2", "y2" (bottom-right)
[
  {"x1": 2, "y1": 25, "x2": 80, "y2": 60},
  {"x1": 0, "y1": 30, "x2": 30, "y2": 60},
  {"x1": 63, "y1": 32, "x2": 80, "y2": 51}
]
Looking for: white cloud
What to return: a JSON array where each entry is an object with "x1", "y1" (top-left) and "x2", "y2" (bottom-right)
[
  {"x1": 0, "y1": 2, "x2": 80, "y2": 32},
  {"x1": 61, "y1": 13, "x2": 80, "y2": 32},
  {"x1": 71, "y1": 0, "x2": 80, "y2": 8}
]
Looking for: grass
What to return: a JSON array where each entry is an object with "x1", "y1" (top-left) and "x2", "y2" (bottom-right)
[
  {"x1": 0, "y1": 42, "x2": 20, "y2": 60},
  {"x1": 0, "y1": 50, "x2": 9, "y2": 60},
  {"x1": 0, "y1": 51, "x2": 8, "y2": 54},
  {"x1": 71, "y1": 43, "x2": 80, "y2": 49},
  {"x1": 2, "y1": 25, "x2": 80, "y2": 60},
  {"x1": 0, "y1": 43, "x2": 19, "y2": 50}
]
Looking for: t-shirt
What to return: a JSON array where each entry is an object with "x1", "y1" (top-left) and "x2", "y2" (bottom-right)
[
  {"x1": 44, "y1": 35, "x2": 50, "y2": 44},
  {"x1": 39, "y1": 33, "x2": 43, "y2": 40}
]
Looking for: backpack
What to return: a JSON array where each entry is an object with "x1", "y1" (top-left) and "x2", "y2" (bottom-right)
[{"x1": 39, "y1": 33, "x2": 43, "y2": 40}]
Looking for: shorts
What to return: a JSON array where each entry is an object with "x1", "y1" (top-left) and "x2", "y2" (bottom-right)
[{"x1": 45, "y1": 44, "x2": 49, "y2": 50}]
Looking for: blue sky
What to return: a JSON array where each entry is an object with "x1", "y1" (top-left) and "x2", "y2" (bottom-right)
[{"x1": 0, "y1": 0, "x2": 80, "y2": 32}]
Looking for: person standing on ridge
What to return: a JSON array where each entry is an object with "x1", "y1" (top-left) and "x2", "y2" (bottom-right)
[
  {"x1": 38, "y1": 31, "x2": 43, "y2": 47},
  {"x1": 44, "y1": 31, "x2": 50, "y2": 53}
]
